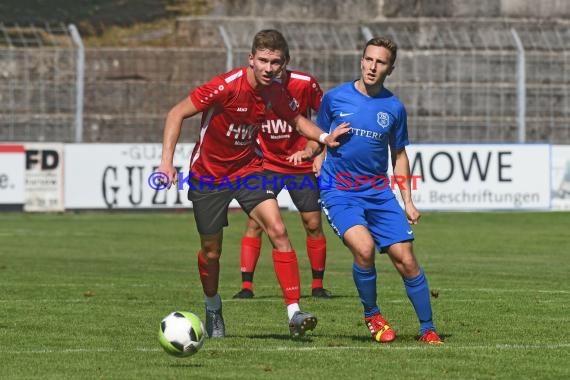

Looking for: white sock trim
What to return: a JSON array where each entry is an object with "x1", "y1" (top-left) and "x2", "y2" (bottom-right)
[{"x1": 287, "y1": 303, "x2": 301, "y2": 321}]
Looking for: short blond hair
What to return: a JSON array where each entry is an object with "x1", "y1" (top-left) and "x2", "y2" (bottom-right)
[{"x1": 363, "y1": 37, "x2": 397, "y2": 65}]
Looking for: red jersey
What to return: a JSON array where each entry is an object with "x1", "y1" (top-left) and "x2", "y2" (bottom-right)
[
  {"x1": 258, "y1": 70, "x2": 323, "y2": 174},
  {"x1": 188, "y1": 67, "x2": 299, "y2": 183}
]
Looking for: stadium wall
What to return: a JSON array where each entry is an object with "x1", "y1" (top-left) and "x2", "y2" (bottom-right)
[{"x1": 188, "y1": 0, "x2": 570, "y2": 19}]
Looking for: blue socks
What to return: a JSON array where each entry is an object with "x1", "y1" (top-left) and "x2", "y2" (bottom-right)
[
  {"x1": 404, "y1": 269, "x2": 435, "y2": 335},
  {"x1": 353, "y1": 262, "x2": 436, "y2": 334},
  {"x1": 352, "y1": 263, "x2": 379, "y2": 318}
]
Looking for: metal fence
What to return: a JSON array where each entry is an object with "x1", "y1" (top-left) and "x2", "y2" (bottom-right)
[
  {"x1": 0, "y1": 19, "x2": 569, "y2": 144},
  {"x1": 0, "y1": 23, "x2": 79, "y2": 142},
  {"x1": 364, "y1": 20, "x2": 570, "y2": 143}
]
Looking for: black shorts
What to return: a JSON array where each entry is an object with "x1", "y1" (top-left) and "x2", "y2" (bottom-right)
[
  {"x1": 261, "y1": 170, "x2": 321, "y2": 213},
  {"x1": 187, "y1": 175, "x2": 276, "y2": 235}
]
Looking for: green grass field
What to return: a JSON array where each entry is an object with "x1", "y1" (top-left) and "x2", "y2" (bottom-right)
[{"x1": 1, "y1": 211, "x2": 569, "y2": 379}]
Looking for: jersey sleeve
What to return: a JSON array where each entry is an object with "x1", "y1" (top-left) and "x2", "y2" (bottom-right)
[
  {"x1": 315, "y1": 93, "x2": 332, "y2": 132},
  {"x1": 308, "y1": 76, "x2": 323, "y2": 112},
  {"x1": 260, "y1": 81, "x2": 300, "y2": 123},
  {"x1": 389, "y1": 103, "x2": 410, "y2": 150},
  {"x1": 189, "y1": 74, "x2": 229, "y2": 112}
]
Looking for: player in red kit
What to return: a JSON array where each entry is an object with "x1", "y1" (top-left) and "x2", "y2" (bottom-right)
[
  {"x1": 233, "y1": 59, "x2": 331, "y2": 300},
  {"x1": 157, "y1": 29, "x2": 348, "y2": 339}
]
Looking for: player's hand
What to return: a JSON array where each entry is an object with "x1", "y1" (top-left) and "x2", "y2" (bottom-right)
[
  {"x1": 287, "y1": 150, "x2": 313, "y2": 165},
  {"x1": 324, "y1": 122, "x2": 350, "y2": 148},
  {"x1": 405, "y1": 203, "x2": 421, "y2": 225},
  {"x1": 312, "y1": 153, "x2": 324, "y2": 177},
  {"x1": 156, "y1": 163, "x2": 178, "y2": 190}
]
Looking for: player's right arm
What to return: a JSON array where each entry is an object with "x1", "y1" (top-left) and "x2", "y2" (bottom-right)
[
  {"x1": 158, "y1": 97, "x2": 200, "y2": 188},
  {"x1": 158, "y1": 72, "x2": 231, "y2": 188}
]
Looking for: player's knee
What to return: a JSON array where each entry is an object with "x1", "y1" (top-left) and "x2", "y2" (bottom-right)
[
  {"x1": 265, "y1": 221, "x2": 288, "y2": 242},
  {"x1": 301, "y1": 211, "x2": 322, "y2": 236},
  {"x1": 354, "y1": 251, "x2": 375, "y2": 268},
  {"x1": 201, "y1": 247, "x2": 221, "y2": 261},
  {"x1": 303, "y1": 220, "x2": 322, "y2": 237},
  {"x1": 353, "y1": 247, "x2": 375, "y2": 267},
  {"x1": 245, "y1": 218, "x2": 263, "y2": 237},
  {"x1": 245, "y1": 224, "x2": 263, "y2": 237},
  {"x1": 359, "y1": 241, "x2": 376, "y2": 255},
  {"x1": 398, "y1": 256, "x2": 420, "y2": 277}
]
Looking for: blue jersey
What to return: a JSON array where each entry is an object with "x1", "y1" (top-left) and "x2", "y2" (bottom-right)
[{"x1": 316, "y1": 81, "x2": 409, "y2": 198}]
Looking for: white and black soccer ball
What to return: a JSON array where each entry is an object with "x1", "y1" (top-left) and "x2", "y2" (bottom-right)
[{"x1": 158, "y1": 311, "x2": 205, "y2": 357}]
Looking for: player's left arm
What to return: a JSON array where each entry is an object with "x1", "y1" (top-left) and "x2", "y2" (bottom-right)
[{"x1": 392, "y1": 147, "x2": 421, "y2": 224}]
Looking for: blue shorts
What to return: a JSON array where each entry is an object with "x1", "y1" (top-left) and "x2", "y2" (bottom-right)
[{"x1": 320, "y1": 193, "x2": 414, "y2": 252}]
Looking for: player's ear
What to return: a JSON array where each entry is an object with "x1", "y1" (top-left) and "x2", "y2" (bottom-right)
[
  {"x1": 387, "y1": 65, "x2": 395, "y2": 76},
  {"x1": 248, "y1": 53, "x2": 254, "y2": 68}
]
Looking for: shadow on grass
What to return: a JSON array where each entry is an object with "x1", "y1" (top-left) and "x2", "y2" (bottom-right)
[{"x1": 226, "y1": 293, "x2": 356, "y2": 301}]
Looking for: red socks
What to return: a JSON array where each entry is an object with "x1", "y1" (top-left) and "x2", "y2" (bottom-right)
[
  {"x1": 272, "y1": 249, "x2": 301, "y2": 305},
  {"x1": 240, "y1": 236, "x2": 326, "y2": 298},
  {"x1": 240, "y1": 236, "x2": 262, "y2": 290},
  {"x1": 307, "y1": 236, "x2": 327, "y2": 289}
]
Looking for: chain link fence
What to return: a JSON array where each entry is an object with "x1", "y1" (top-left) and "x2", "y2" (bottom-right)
[
  {"x1": 0, "y1": 23, "x2": 78, "y2": 142},
  {"x1": 364, "y1": 20, "x2": 570, "y2": 143},
  {"x1": 0, "y1": 19, "x2": 568, "y2": 143}
]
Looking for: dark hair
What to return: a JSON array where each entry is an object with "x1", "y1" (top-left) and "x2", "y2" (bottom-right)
[
  {"x1": 251, "y1": 29, "x2": 290, "y2": 62},
  {"x1": 363, "y1": 37, "x2": 397, "y2": 64}
]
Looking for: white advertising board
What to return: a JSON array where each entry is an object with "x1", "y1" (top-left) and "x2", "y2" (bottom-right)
[
  {"x1": 64, "y1": 143, "x2": 296, "y2": 210},
  {"x1": 551, "y1": 145, "x2": 570, "y2": 210},
  {"x1": 389, "y1": 144, "x2": 551, "y2": 210},
  {"x1": 65, "y1": 144, "x2": 195, "y2": 209},
  {"x1": 24, "y1": 143, "x2": 65, "y2": 212},
  {"x1": 0, "y1": 145, "x2": 25, "y2": 207},
  {"x1": 63, "y1": 143, "x2": 551, "y2": 211}
]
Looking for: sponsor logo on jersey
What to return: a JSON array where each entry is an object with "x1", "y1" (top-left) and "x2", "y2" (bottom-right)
[
  {"x1": 237, "y1": 107, "x2": 248, "y2": 112},
  {"x1": 226, "y1": 123, "x2": 257, "y2": 145},
  {"x1": 261, "y1": 119, "x2": 292, "y2": 135},
  {"x1": 350, "y1": 128, "x2": 384, "y2": 141}
]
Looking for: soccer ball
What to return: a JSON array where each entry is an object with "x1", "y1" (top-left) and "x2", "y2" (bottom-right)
[{"x1": 158, "y1": 311, "x2": 205, "y2": 357}]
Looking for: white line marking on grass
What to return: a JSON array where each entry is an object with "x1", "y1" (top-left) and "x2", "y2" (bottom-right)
[
  {"x1": 537, "y1": 290, "x2": 570, "y2": 294},
  {"x1": 3, "y1": 343, "x2": 569, "y2": 355},
  {"x1": 269, "y1": 344, "x2": 570, "y2": 351},
  {"x1": 440, "y1": 288, "x2": 570, "y2": 294}
]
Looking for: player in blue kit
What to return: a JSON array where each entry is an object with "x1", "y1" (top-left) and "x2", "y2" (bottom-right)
[{"x1": 315, "y1": 37, "x2": 443, "y2": 345}]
